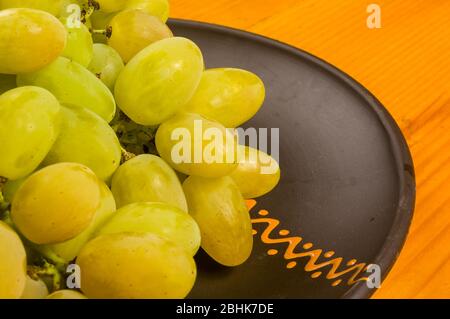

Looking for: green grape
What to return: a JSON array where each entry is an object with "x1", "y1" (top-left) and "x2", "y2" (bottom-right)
[
  {"x1": 126, "y1": 0, "x2": 170, "y2": 23},
  {"x1": 43, "y1": 105, "x2": 121, "y2": 181},
  {"x1": 97, "y1": 202, "x2": 200, "y2": 256},
  {"x1": 77, "y1": 233, "x2": 196, "y2": 299},
  {"x1": 11, "y1": 163, "x2": 101, "y2": 245},
  {"x1": 0, "y1": 74, "x2": 16, "y2": 95},
  {"x1": 108, "y1": 9, "x2": 173, "y2": 63},
  {"x1": 87, "y1": 44, "x2": 124, "y2": 91},
  {"x1": 0, "y1": 0, "x2": 64, "y2": 16},
  {"x1": 0, "y1": 221, "x2": 27, "y2": 299},
  {"x1": 185, "y1": 68, "x2": 266, "y2": 127},
  {"x1": 2, "y1": 176, "x2": 27, "y2": 203},
  {"x1": 46, "y1": 290, "x2": 87, "y2": 299},
  {"x1": 183, "y1": 176, "x2": 253, "y2": 266},
  {"x1": 0, "y1": 87, "x2": 61, "y2": 180},
  {"x1": 231, "y1": 146, "x2": 280, "y2": 198},
  {"x1": 17, "y1": 57, "x2": 116, "y2": 123},
  {"x1": 61, "y1": 18, "x2": 94, "y2": 67},
  {"x1": 111, "y1": 154, "x2": 187, "y2": 210},
  {"x1": 0, "y1": 8, "x2": 66, "y2": 74},
  {"x1": 21, "y1": 276, "x2": 49, "y2": 299},
  {"x1": 42, "y1": 181, "x2": 116, "y2": 262},
  {"x1": 115, "y1": 37, "x2": 204, "y2": 125},
  {"x1": 155, "y1": 113, "x2": 238, "y2": 177},
  {"x1": 95, "y1": 0, "x2": 127, "y2": 13}
]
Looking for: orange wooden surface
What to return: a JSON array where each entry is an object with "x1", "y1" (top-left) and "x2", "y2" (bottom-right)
[{"x1": 171, "y1": 0, "x2": 450, "y2": 298}]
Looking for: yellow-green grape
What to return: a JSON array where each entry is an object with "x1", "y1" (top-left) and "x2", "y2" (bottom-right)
[
  {"x1": 77, "y1": 233, "x2": 196, "y2": 299},
  {"x1": 2, "y1": 176, "x2": 27, "y2": 203},
  {"x1": 156, "y1": 113, "x2": 238, "y2": 178},
  {"x1": 43, "y1": 181, "x2": 116, "y2": 262},
  {"x1": 11, "y1": 163, "x2": 101, "y2": 245},
  {"x1": 126, "y1": 0, "x2": 170, "y2": 23},
  {"x1": 231, "y1": 146, "x2": 280, "y2": 198},
  {"x1": 108, "y1": 9, "x2": 173, "y2": 63},
  {"x1": 97, "y1": 202, "x2": 200, "y2": 256},
  {"x1": 0, "y1": 8, "x2": 66, "y2": 74},
  {"x1": 87, "y1": 44, "x2": 124, "y2": 91},
  {"x1": 0, "y1": 87, "x2": 61, "y2": 180},
  {"x1": 21, "y1": 276, "x2": 49, "y2": 299},
  {"x1": 0, "y1": 0, "x2": 63, "y2": 16},
  {"x1": 0, "y1": 74, "x2": 16, "y2": 95},
  {"x1": 183, "y1": 176, "x2": 253, "y2": 266},
  {"x1": 185, "y1": 68, "x2": 266, "y2": 127},
  {"x1": 115, "y1": 37, "x2": 204, "y2": 125},
  {"x1": 17, "y1": 57, "x2": 116, "y2": 122},
  {"x1": 95, "y1": 0, "x2": 127, "y2": 13},
  {"x1": 61, "y1": 18, "x2": 94, "y2": 67},
  {"x1": 111, "y1": 154, "x2": 187, "y2": 210},
  {"x1": 43, "y1": 105, "x2": 121, "y2": 181},
  {"x1": 0, "y1": 221, "x2": 27, "y2": 299},
  {"x1": 46, "y1": 290, "x2": 87, "y2": 299}
]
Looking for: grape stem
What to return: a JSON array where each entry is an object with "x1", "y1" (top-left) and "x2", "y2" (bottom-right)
[
  {"x1": 81, "y1": 6, "x2": 95, "y2": 23},
  {"x1": 91, "y1": 28, "x2": 107, "y2": 35},
  {"x1": 121, "y1": 147, "x2": 136, "y2": 163},
  {"x1": 87, "y1": 0, "x2": 100, "y2": 11},
  {"x1": 28, "y1": 261, "x2": 62, "y2": 292},
  {"x1": 90, "y1": 27, "x2": 112, "y2": 39}
]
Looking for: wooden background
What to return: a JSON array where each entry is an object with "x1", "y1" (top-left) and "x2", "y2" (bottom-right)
[{"x1": 171, "y1": 0, "x2": 450, "y2": 298}]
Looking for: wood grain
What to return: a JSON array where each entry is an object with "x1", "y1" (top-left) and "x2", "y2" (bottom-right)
[{"x1": 170, "y1": 0, "x2": 450, "y2": 298}]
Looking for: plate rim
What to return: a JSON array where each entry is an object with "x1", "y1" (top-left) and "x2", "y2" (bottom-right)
[{"x1": 168, "y1": 18, "x2": 416, "y2": 299}]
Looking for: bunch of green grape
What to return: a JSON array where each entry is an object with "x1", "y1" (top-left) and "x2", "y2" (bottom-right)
[{"x1": 0, "y1": 0, "x2": 281, "y2": 299}]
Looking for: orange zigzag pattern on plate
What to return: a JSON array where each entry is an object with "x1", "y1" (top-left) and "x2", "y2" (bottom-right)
[{"x1": 247, "y1": 199, "x2": 370, "y2": 287}]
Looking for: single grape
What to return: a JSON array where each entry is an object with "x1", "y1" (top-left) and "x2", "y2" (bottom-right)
[
  {"x1": 0, "y1": 0, "x2": 64, "y2": 16},
  {"x1": 0, "y1": 74, "x2": 16, "y2": 95},
  {"x1": 0, "y1": 86, "x2": 61, "y2": 180},
  {"x1": 95, "y1": 0, "x2": 127, "y2": 13},
  {"x1": 0, "y1": 8, "x2": 66, "y2": 74},
  {"x1": 183, "y1": 176, "x2": 253, "y2": 266},
  {"x1": 115, "y1": 37, "x2": 204, "y2": 125},
  {"x1": 17, "y1": 57, "x2": 116, "y2": 123},
  {"x1": 46, "y1": 290, "x2": 87, "y2": 299},
  {"x1": 87, "y1": 44, "x2": 124, "y2": 91},
  {"x1": 108, "y1": 9, "x2": 173, "y2": 63},
  {"x1": 111, "y1": 154, "x2": 187, "y2": 210},
  {"x1": 43, "y1": 105, "x2": 121, "y2": 181},
  {"x1": 0, "y1": 221, "x2": 27, "y2": 299},
  {"x1": 11, "y1": 163, "x2": 101, "y2": 245},
  {"x1": 231, "y1": 146, "x2": 281, "y2": 198},
  {"x1": 97, "y1": 202, "x2": 200, "y2": 256},
  {"x1": 21, "y1": 276, "x2": 49, "y2": 299},
  {"x1": 61, "y1": 18, "x2": 94, "y2": 67},
  {"x1": 77, "y1": 233, "x2": 196, "y2": 299},
  {"x1": 126, "y1": 0, "x2": 170, "y2": 23},
  {"x1": 155, "y1": 113, "x2": 238, "y2": 177},
  {"x1": 185, "y1": 68, "x2": 266, "y2": 127},
  {"x1": 42, "y1": 181, "x2": 116, "y2": 262}
]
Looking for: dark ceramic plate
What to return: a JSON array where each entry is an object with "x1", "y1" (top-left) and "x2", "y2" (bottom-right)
[{"x1": 168, "y1": 19, "x2": 415, "y2": 299}]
